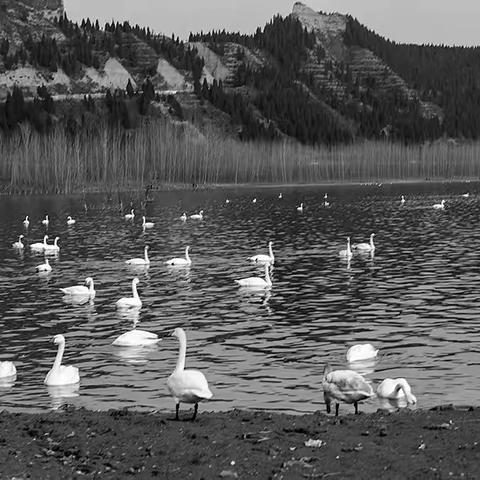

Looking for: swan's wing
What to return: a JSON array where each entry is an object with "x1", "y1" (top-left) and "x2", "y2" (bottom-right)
[{"x1": 169, "y1": 370, "x2": 212, "y2": 401}]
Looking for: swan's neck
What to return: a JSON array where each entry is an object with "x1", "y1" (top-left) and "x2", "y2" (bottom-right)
[
  {"x1": 53, "y1": 341, "x2": 65, "y2": 371},
  {"x1": 185, "y1": 248, "x2": 190, "y2": 262},
  {"x1": 347, "y1": 239, "x2": 351, "y2": 254},
  {"x1": 268, "y1": 244, "x2": 274, "y2": 259},
  {"x1": 265, "y1": 265, "x2": 272, "y2": 285},
  {"x1": 132, "y1": 281, "x2": 139, "y2": 299},
  {"x1": 144, "y1": 248, "x2": 149, "y2": 262},
  {"x1": 175, "y1": 333, "x2": 187, "y2": 372},
  {"x1": 88, "y1": 280, "x2": 94, "y2": 294},
  {"x1": 395, "y1": 379, "x2": 411, "y2": 396},
  {"x1": 370, "y1": 236, "x2": 375, "y2": 248},
  {"x1": 54, "y1": 238, "x2": 58, "y2": 247},
  {"x1": 43, "y1": 236, "x2": 48, "y2": 244}
]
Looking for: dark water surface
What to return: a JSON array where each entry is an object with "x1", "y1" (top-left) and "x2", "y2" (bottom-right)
[{"x1": 1, "y1": 182, "x2": 480, "y2": 414}]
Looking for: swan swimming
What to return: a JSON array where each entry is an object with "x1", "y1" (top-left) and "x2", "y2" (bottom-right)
[
  {"x1": 400, "y1": 195, "x2": 405, "y2": 205},
  {"x1": 322, "y1": 363, "x2": 373, "y2": 416},
  {"x1": 126, "y1": 246, "x2": 150, "y2": 266},
  {"x1": 23, "y1": 216, "x2": 30, "y2": 228},
  {"x1": 44, "y1": 236, "x2": 60, "y2": 254},
  {"x1": 249, "y1": 241, "x2": 274, "y2": 264},
  {"x1": 142, "y1": 216, "x2": 154, "y2": 229},
  {"x1": 112, "y1": 312, "x2": 159, "y2": 347},
  {"x1": 252, "y1": 198, "x2": 257, "y2": 204},
  {"x1": 225, "y1": 199, "x2": 230, "y2": 204},
  {"x1": 12, "y1": 235, "x2": 24, "y2": 249},
  {"x1": 189, "y1": 210, "x2": 203, "y2": 220},
  {"x1": 44, "y1": 334, "x2": 80, "y2": 386},
  {"x1": 116, "y1": 277, "x2": 142, "y2": 308},
  {"x1": 278, "y1": 193, "x2": 282, "y2": 199},
  {"x1": 297, "y1": 202, "x2": 304, "y2": 212},
  {"x1": 60, "y1": 277, "x2": 95, "y2": 298},
  {"x1": 353, "y1": 233, "x2": 375, "y2": 252},
  {"x1": 30, "y1": 235, "x2": 49, "y2": 251},
  {"x1": 125, "y1": 209, "x2": 135, "y2": 220},
  {"x1": 0, "y1": 361, "x2": 16, "y2": 378},
  {"x1": 346, "y1": 344, "x2": 378, "y2": 362},
  {"x1": 167, "y1": 327, "x2": 213, "y2": 421},
  {"x1": 165, "y1": 246, "x2": 191, "y2": 266},
  {"x1": 433, "y1": 199, "x2": 445, "y2": 210},
  {"x1": 339, "y1": 237, "x2": 353, "y2": 259},
  {"x1": 180, "y1": 212, "x2": 187, "y2": 221},
  {"x1": 462, "y1": 193, "x2": 470, "y2": 198},
  {"x1": 36, "y1": 258, "x2": 52, "y2": 272},
  {"x1": 235, "y1": 263, "x2": 272, "y2": 288},
  {"x1": 377, "y1": 378, "x2": 417, "y2": 404},
  {"x1": 67, "y1": 216, "x2": 76, "y2": 225},
  {"x1": 42, "y1": 215, "x2": 49, "y2": 226},
  {"x1": 324, "y1": 193, "x2": 330, "y2": 207}
]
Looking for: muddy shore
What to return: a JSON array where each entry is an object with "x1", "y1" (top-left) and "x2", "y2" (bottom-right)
[{"x1": 1, "y1": 405, "x2": 479, "y2": 479}]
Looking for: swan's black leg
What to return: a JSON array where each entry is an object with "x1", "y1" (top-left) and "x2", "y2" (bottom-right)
[
  {"x1": 169, "y1": 403, "x2": 180, "y2": 421},
  {"x1": 354, "y1": 402, "x2": 359, "y2": 414},
  {"x1": 335, "y1": 403, "x2": 339, "y2": 416},
  {"x1": 191, "y1": 403, "x2": 198, "y2": 421},
  {"x1": 326, "y1": 401, "x2": 331, "y2": 414}
]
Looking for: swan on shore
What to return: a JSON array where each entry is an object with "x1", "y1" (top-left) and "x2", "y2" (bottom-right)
[
  {"x1": 377, "y1": 378, "x2": 417, "y2": 404},
  {"x1": 433, "y1": 199, "x2": 445, "y2": 210},
  {"x1": 189, "y1": 210, "x2": 203, "y2": 220},
  {"x1": 353, "y1": 233, "x2": 375, "y2": 252},
  {"x1": 30, "y1": 235, "x2": 49, "y2": 251},
  {"x1": 60, "y1": 277, "x2": 95, "y2": 298},
  {"x1": 235, "y1": 263, "x2": 272, "y2": 288},
  {"x1": 346, "y1": 344, "x2": 378, "y2": 362},
  {"x1": 0, "y1": 361, "x2": 16, "y2": 378},
  {"x1": 297, "y1": 202, "x2": 304, "y2": 212},
  {"x1": 36, "y1": 258, "x2": 52, "y2": 272},
  {"x1": 339, "y1": 237, "x2": 353, "y2": 259},
  {"x1": 12, "y1": 235, "x2": 24, "y2": 249},
  {"x1": 167, "y1": 327, "x2": 212, "y2": 421},
  {"x1": 44, "y1": 334, "x2": 80, "y2": 386},
  {"x1": 67, "y1": 216, "x2": 76, "y2": 225},
  {"x1": 44, "y1": 236, "x2": 60, "y2": 254},
  {"x1": 116, "y1": 278, "x2": 142, "y2": 308},
  {"x1": 165, "y1": 246, "x2": 191, "y2": 266},
  {"x1": 42, "y1": 215, "x2": 49, "y2": 226},
  {"x1": 126, "y1": 246, "x2": 150, "y2": 266},
  {"x1": 142, "y1": 216, "x2": 154, "y2": 229},
  {"x1": 125, "y1": 209, "x2": 135, "y2": 220},
  {"x1": 23, "y1": 216, "x2": 30, "y2": 228},
  {"x1": 322, "y1": 363, "x2": 373, "y2": 416},
  {"x1": 249, "y1": 241, "x2": 274, "y2": 264}
]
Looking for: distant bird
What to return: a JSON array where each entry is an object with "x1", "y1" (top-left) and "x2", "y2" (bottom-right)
[
  {"x1": 36, "y1": 258, "x2": 52, "y2": 272},
  {"x1": 126, "y1": 246, "x2": 150, "y2": 266},
  {"x1": 346, "y1": 344, "x2": 378, "y2": 363},
  {"x1": 353, "y1": 233, "x2": 375, "y2": 253},
  {"x1": 377, "y1": 378, "x2": 417, "y2": 404},
  {"x1": 297, "y1": 202, "x2": 304, "y2": 212},
  {"x1": 125, "y1": 209, "x2": 135, "y2": 220},
  {"x1": 167, "y1": 327, "x2": 212, "y2": 421},
  {"x1": 249, "y1": 241, "x2": 274, "y2": 264},
  {"x1": 142, "y1": 216, "x2": 154, "y2": 229},
  {"x1": 116, "y1": 278, "x2": 142, "y2": 309},
  {"x1": 400, "y1": 195, "x2": 406, "y2": 205},
  {"x1": 252, "y1": 198, "x2": 257, "y2": 204},
  {"x1": 42, "y1": 215, "x2": 49, "y2": 226},
  {"x1": 324, "y1": 193, "x2": 330, "y2": 207},
  {"x1": 339, "y1": 237, "x2": 353, "y2": 259},
  {"x1": 433, "y1": 199, "x2": 445, "y2": 210},
  {"x1": 12, "y1": 235, "x2": 24, "y2": 249},
  {"x1": 235, "y1": 263, "x2": 272, "y2": 289},
  {"x1": 180, "y1": 212, "x2": 187, "y2": 221},
  {"x1": 44, "y1": 334, "x2": 80, "y2": 386},
  {"x1": 60, "y1": 277, "x2": 95, "y2": 299},
  {"x1": 225, "y1": 199, "x2": 230, "y2": 204},
  {"x1": 23, "y1": 216, "x2": 30, "y2": 228},
  {"x1": 67, "y1": 216, "x2": 76, "y2": 225},
  {"x1": 462, "y1": 193, "x2": 470, "y2": 198},
  {"x1": 189, "y1": 210, "x2": 203, "y2": 220},
  {"x1": 278, "y1": 193, "x2": 283, "y2": 199},
  {"x1": 165, "y1": 246, "x2": 191, "y2": 267},
  {"x1": 322, "y1": 363, "x2": 373, "y2": 416}
]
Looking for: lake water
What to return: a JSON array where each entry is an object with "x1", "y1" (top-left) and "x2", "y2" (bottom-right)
[{"x1": 1, "y1": 182, "x2": 480, "y2": 415}]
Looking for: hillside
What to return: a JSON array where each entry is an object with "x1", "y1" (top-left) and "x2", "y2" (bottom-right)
[{"x1": 0, "y1": 1, "x2": 479, "y2": 144}]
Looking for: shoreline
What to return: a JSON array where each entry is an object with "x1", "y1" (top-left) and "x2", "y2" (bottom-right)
[{"x1": 1, "y1": 405, "x2": 478, "y2": 478}]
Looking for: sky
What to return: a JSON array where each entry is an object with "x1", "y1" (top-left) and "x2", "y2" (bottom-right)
[{"x1": 64, "y1": 0, "x2": 480, "y2": 46}]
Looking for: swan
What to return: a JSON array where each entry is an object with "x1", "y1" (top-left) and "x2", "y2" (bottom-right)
[
  {"x1": 462, "y1": 193, "x2": 470, "y2": 198},
  {"x1": 189, "y1": 210, "x2": 203, "y2": 220},
  {"x1": 12, "y1": 235, "x2": 24, "y2": 249},
  {"x1": 400, "y1": 195, "x2": 405, "y2": 205},
  {"x1": 0, "y1": 361, "x2": 16, "y2": 378},
  {"x1": 30, "y1": 235, "x2": 49, "y2": 251},
  {"x1": 433, "y1": 199, "x2": 445, "y2": 210},
  {"x1": 180, "y1": 212, "x2": 187, "y2": 221},
  {"x1": 297, "y1": 202, "x2": 304, "y2": 212},
  {"x1": 324, "y1": 193, "x2": 330, "y2": 207},
  {"x1": 44, "y1": 334, "x2": 80, "y2": 386},
  {"x1": 339, "y1": 237, "x2": 353, "y2": 259},
  {"x1": 112, "y1": 328, "x2": 160, "y2": 347},
  {"x1": 36, "y1": 258, "x2": 52, "y2": 272},
  {"x1": 142, "y1": 216, "x2": 154, "y2": 229},
  {"x1": 23, "y1": 216, "x2": 29, "y2": 228},
  {"x1": 278, "y1": 193, "x2": 283, "y2": 199},
  {"x1": 125, "y1": 209, "x2": 135, "y2": 220},
  {"x1": 346, "y1": 344, "x2": 378, "y2": 362},
  {"x1": 377, "y1": 378, "x2": 417, "y2": 404},
  {"x1": 323, "y1": 363, "x2": 374, "y2": 416},
  {"x1": 252, "y1": 198, "x2": 257, "y2": 204},
  {"x1": 67, "y1": 216, "x2": 76, "y2": 225},
  {"x1": 235, "y1": 263, "x2": 272, "y2": 288},
  {"x1": 126, "y1": 246, "x2": 150, "y2": 266},
  {"x1": 42, "y1": 215, "x2": 49, "y2": 226},
  {"x1": 60, "y1": 277, "x2": 95, "y2": 298},
  {"x1": 249, "y1": 241, "x2": 274, "y2": 264},
  {"x1": 353, "y1": 233, "x2": 375, "y2": 252},
  {"x1": 225, "y1": 198, "x2": 230, "y2": 204},
  {"x1": 167, "y1": 327, "x2": 212, "y2": 421},
  {"x1": 44, "y1": 236, "x2": 60, "y2": 253},
  {"x1": 116, "y1": 277, "x2": 142, "y2": 308},
  {"x1": 165, "y1": 246, "x2": 191, "y2": 266}
]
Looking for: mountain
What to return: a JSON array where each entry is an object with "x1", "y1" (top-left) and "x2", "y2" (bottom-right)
[{"x1": 0, "y1": 1, "x2": 478, "y2": 144}]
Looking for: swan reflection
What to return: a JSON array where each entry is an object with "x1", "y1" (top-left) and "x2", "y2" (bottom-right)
[
  {"x1": 0, "y1": 375, "x2": 16, "y2": 388},
  {"x1": 47, "y1": 384, "x2": 80, "y2": 410}
]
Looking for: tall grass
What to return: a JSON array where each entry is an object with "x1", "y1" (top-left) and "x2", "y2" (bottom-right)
[{"x1": 0, "y1": 119, "x2": 479, "y2": 194}]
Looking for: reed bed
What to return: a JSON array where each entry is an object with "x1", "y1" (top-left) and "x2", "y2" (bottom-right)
[{"x1": 0, "y1": 119, "x2": 479, "y2": 194}]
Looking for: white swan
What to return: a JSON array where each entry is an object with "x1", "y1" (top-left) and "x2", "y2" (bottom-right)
[
  {"x1": 12, "y1": 235, "x2": 24, "y2": 249},
  {"x1": 189, "y1": 210, "x2": 203, "y2": 220},
  {"x1": 167, "y1": 327, "x2": 212, "y2": 421},
  {"x1": 165, "y1": 246, "x2": 191, "y2": 266},
  {"x1": 433, "y1": 199, "x2": 445, "y2": 210},
  {"x1": 116, "y1": 277, "x2": 142, "y2": 308},
  {"x1": 346, "y1": 344, "x2": 378, "y2": 362},
  {"x1": 225, "y1": 198, "x2": 230, "y2": 204},
  {"x1": 112, "y1": 328, "x2": 160, "y2": 347},
  {"x1": 249, "y1": 241, "x2": 274, "y2": 264},
  {"x1": 142, "y1": 216, "x2": 154, "y2": 229},
  {"x1": 323, "y1": 363, "x2": 374, "y2": 416},
  {"x1": 60, "y1": 277, "x2": 95, "y2": 298},
  {"x1": 44, "y1": 334, "x2": 80, "y2": 386},
  {"x1": 324, "y1": 193, "x2": 330, "y2": 207},
  {"x1": 30, "y1": 235, "x2": 49, "y2": 251},
  {"x1": 400, "y1": 195, "x2": 405, "y2": 205},
  {"x1": 278, "y1": 193, "x2": 283, "y2": 199},
  {"x1": 0, "y1": 361, "x2": 16, "y2": 378},
  {"x1": 126, "y1": 246, "x2": 150, "y2": 266},
  {"x1": 67, "y1": 216, "x2": 76, "y2": 225},
  {"x1": 125, "y1": 209, "x2": 135, "y2": 220},
  {"x1": 353, "y1": 233, "x2": 375, "y2": 252},
  {"x1": 339, "y1": 237, "x2": 353, "y2": 259},
  {"x1": 23, "y1": 216, "x2": 30, "y2": 228},
  {"x1": 377, "y1": 378, "x2": 417, "y2": 404},
  {"x1": 252, "y1": 198, "x2": 257, "y2": 204},
  {"x1": 462, "y1": 193, "x2": 470, "y2": 198},
  {"x1": 36, "y1": 258, "x2": 52, "y2": 272},
  {"x1": 180, "y1": 212, "x2": 187, "y2": 221},
  {"x1": 42, "y1": 215, "x2": 49, "y2": 226},
  {"x1": 297, "y1": 202, "x2": 304, "y2": 212},
  {"x1": 44, "y1": 236, "x2": 60, "y2": 253},
  {"x1": 235, "y1": 263, "x2": 272, "y2": 288}
]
